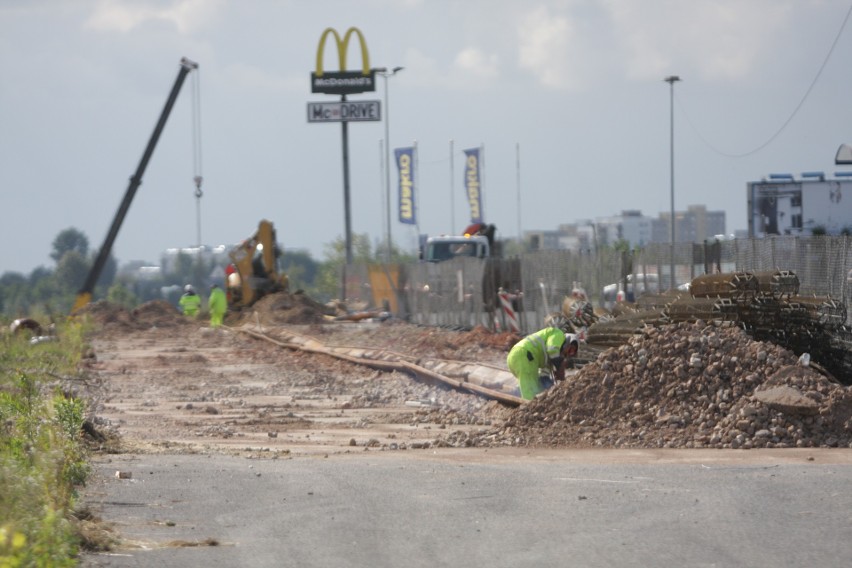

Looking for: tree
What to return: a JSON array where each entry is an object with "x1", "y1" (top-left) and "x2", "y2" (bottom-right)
[
  {"x1": 54, "y1": 250, "x2": 90, "y2": 295},
  {"x1": 170, "y1": 251, "x2": 203, "y2": 287},
  {"x1": 612, "y1": 238, "x2": 632, "y2": 253},
  {"x1": 281, "y1": 249, "x2": 319, "y2": 291},
  {"x1": 314, "y1": 234, "x2": 373, "y2": 302},
  {"x1": 0, "y1": 272, "x2": 27, "y2": 315},
  {"x1": 107, "y1": 282, "x2": 137, "y2": 308},
  {"x1": 93, "y1": 250, "x2": 118, "y2": 293},
  {"x1": 51, "y1": 228, "x2": 89, "y2": 263}
]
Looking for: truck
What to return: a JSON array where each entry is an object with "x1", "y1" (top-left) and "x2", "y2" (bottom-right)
[
  {"x1": 419, "y1": 223, "x2": 522, "y2": 327},
  {"x1": 421, "y1": 223, "x2": 497, "y2": 262}
]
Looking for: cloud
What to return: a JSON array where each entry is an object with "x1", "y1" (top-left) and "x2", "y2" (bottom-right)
[
  {"x1": 515, "y1": 0, "x2": 796, "y2": 89},
  {"x1": 85, "y1": 0, "x2": 223, "y2": 34},
  {"x1": 517, "y1": 5, "x2": 577, "y2": 89},
  {"x1": 454, "y1": 47, "x2": 500, "y2": 80},
  {"x1": 604, "y1": 0, "x2": 793, "y2": 81}
]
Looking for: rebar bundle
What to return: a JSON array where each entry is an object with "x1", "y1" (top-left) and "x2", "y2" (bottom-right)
[
  {"x1": 751, "y1": 269, "x2": 800, "y2": 297},
  {"x1": 591, "y1": 269, "x2": 849, "y2": 382},
  {"x1": 690, "y1": 272, "x2": 758, "y2": 299},
  {"x1": 664, "y1": 296, "x2": 738, "y2": 323}
]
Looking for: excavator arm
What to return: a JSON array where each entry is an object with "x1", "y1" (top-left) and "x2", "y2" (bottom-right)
[
  {"x1": 72, "y1": 57, "x2": 198, "y2": 314},
  {"x1": 226, "y1": 219, "x2": 289, "y2": 308}
]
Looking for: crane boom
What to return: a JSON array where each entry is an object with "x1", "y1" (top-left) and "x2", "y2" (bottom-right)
[{"x1": 72, "y1": 57, "x2": 198, "y2": 313}]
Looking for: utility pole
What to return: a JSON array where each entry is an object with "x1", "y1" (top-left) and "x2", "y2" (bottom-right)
[
  {"x1": 664, "y1": 75, "x2": 681, "y2": 291},
  {"x1": 377, "y1": 66, "x2": 404, "y2": 262}
]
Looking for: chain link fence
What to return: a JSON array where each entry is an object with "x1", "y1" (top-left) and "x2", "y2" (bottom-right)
[{"x1": 345, "y1": 236, "x2": 852, "y2": 334}]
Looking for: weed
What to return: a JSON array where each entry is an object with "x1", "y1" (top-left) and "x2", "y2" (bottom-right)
[{"x1": 0, "y1": 320, "x2": 91, "y2": 566}]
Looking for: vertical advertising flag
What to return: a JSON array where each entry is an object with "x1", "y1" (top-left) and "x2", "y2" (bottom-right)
[
  {"x1": 395, "y1": 147, "x2": 416, "y2": 225},
  {"x1": 463, "y1": 147, "x2": 483, "y2": 224}
]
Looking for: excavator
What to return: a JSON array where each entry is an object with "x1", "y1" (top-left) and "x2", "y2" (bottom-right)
[
  {"x1": 225, "y1": 219, "x2": 289, "y2": 308},
  {"x1": 72, "y1": 57, "x2": 198, "y2": 314}
]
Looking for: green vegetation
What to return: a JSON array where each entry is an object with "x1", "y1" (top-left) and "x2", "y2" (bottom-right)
[{"x1": 0, "y1": 320, "x2": 91, "y2": 567}]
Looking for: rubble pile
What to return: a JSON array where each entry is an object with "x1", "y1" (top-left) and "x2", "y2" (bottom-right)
[
  {"x1": 79, "y1": 300, "x2": 187, "y2": 331},
  {"x1": 443, "y1": 321, "x2": 852, "y2": 449},
  {"x1": 131, "y1": 300, "x2": 190, "y2": 328},
  {"x1": 237, "y1": 291, "x2": 332, "y2": 326}
]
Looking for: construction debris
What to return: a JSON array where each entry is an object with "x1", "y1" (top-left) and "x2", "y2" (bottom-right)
[
  {"x1": 441, "y1": 320, "x2": 852, "y2": 449},
  {"x1": 585, "y1": 269, "x2": 852, "y2": 383}
]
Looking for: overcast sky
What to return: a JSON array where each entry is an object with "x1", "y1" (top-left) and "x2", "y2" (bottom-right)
[{"x1": 3, "y1": 0, "x2": 852, "y2": 274}]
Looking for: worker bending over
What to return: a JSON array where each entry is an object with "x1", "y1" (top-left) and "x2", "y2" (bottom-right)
[
  {"x1": 507, "y1": 317, "x2": 579, "y2": 400},
  {"x1": 179, "y1": 285, "x2": 201, "y2": 317}
]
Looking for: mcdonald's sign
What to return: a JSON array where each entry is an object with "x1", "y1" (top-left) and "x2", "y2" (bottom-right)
[{"x1": 311, "y1": 27, "x2": 377, "y2": 95}]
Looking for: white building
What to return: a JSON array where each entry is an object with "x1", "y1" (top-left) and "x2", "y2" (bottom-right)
[{"x1": 747, "y1": 173, "x2": 852, "y2": 236}]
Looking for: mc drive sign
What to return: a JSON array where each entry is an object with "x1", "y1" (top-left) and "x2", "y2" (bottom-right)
[{"x1": 307, "y1": 100, "x2": 381, "y2": 123}]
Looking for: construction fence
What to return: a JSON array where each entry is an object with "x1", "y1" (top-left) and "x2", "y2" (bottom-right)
[{"x1": 343, "y1": 235, "x2": 852, "y2": 335}]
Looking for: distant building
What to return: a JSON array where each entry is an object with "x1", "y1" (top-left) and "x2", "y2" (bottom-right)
[
  {"x1": 747, "y1": 173, "x2": 852, "y2": 236},
  {"x1": 525, "y1": 205, "x2": 725, "y2": 251},
  {"x1": 617, "y1": 210, "x2": 654, "y2": 247},
  {"x1": 160, "y1": 245, "x2": 229, "y2": 274},
  {"x1": 525, "y1": 229, "x2": 565, "y2": 251},
  {"x1": 653, "y1": 205, "x2": 725, "y2": 244}
]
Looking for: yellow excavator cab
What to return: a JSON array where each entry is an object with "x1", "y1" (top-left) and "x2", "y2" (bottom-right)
[{"x1": 227, "y1": 220, "x2": 288, "y2": 308}]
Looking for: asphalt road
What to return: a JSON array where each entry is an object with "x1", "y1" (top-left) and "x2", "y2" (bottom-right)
[{"x1": 80, "y1": 449, "x2": 852, "y2": 568}]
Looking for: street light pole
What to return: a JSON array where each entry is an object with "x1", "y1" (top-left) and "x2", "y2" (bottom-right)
[
  {"x1": 664, "y1": 75, "x2": 680, "y2": 291},
  {"x1": 377, "y1": 66, "x2": 404, "y2": 263}
]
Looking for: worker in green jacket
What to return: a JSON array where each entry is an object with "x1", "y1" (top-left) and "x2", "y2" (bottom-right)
[
  {"x1": 179, "y1": 284, "x2": 202, "y2": 317},
  {"x1": 208, "y1": 283, "x2": 227, "y2": 328},
  {"x1": 507, "y1": 317, "x2": 578, "y2": 400}
]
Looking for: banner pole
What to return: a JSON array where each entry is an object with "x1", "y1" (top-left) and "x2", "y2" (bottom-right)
[{"x1": 449, "y1": 139, "x2": 455, "y2": 233}]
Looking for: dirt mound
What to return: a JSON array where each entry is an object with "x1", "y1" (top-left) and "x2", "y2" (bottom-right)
[
  {"x1": 131, "y1": 300, "x2": 188, "y2": 328},
  {"x1": 235, "y1": 291, "x2": 332, "y2": 326},
  {"x1": 79, "y1": 300, "x2": 188, "y2": 332},
  {"x1": 77, "y1": 301, "x2": 135, "y2": 331},
  {"x1": 458, "y1": 325, "x2": 521, "y2": 352},
  {"x1": 444, "y1": 320, "x2": 852, "y2": 449}
]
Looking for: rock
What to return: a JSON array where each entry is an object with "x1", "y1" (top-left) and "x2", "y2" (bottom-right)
[{"x1": 754, "y1": 386, "x2": 819, "y2": 416}]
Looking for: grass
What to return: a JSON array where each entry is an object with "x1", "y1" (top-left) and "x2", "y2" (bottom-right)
[{"x1": 0, "y1": 319, "x2": 93, "y2": 567}]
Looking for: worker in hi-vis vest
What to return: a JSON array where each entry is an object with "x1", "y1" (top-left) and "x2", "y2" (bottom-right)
[
  {"x1": 179, "y1": 285, "x2": 201, "y2": 317},
  {"x1": 507, "y1": 317, "x2": 578, "y2": 400},
  {"x1": 208, "y1": 283, "x2": 227, "y2": 328}
]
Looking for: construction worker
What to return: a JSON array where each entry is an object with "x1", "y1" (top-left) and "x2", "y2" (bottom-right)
[
  {"x1": 208, "y1": 283, "x2": 227, "y2": 328},
  {"x1": 179, "y1": 284, "x2": 201, "y2": 317},
  {"x1": 507, "y1": 315, "x2": 579, "y2": 400}
]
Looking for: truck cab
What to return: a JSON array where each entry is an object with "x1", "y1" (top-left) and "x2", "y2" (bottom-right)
[{"x1": 422, "y1": 235, "x2": 491, "y2": 262}]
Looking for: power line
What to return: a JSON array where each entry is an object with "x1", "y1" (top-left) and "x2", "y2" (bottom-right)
[{"x1": 677, "y1": 1, "x2": 852, "y2": 158}]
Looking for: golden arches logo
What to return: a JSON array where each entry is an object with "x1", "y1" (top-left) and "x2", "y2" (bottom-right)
[{"x1": 315, "y1": 27, "x2": 370, "y2": 76}]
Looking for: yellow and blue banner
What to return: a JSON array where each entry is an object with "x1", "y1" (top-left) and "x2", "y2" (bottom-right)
[
  {"x1": 396, "y1": 147, "x2": 416, "y2": 225},
  {"x1": 464, "y1": 147, "x2": 483, "y2": 224}
]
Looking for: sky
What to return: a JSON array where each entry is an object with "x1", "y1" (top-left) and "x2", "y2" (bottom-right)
[{"x1": 3, "y1": 0, "x2": 852, "y2": 274}]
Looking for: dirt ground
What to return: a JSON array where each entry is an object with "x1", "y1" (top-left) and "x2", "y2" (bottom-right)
[
  {"x1": 75, "y1": 293, "x2": 852, "y2": 459},
  {"x1": 77, "y1": 297, "x2": 520, "y2": 458}
]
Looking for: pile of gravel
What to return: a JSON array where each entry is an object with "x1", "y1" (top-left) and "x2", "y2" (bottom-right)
[{"x1": 441, "y1": 320, "x2": 852, "y2": 449}]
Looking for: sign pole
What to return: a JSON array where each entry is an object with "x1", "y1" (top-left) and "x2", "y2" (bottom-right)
[
  {"x1": 308, "y1": 27, "x2": 381, "y2": 294},
  {"x1": 341, "y1": 93, "x2": 353, "y2": 265}
]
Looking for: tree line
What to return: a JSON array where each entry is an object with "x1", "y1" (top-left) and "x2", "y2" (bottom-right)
[{"x1": 0, "y1": 227, "x2": 414, "y2": 319}]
